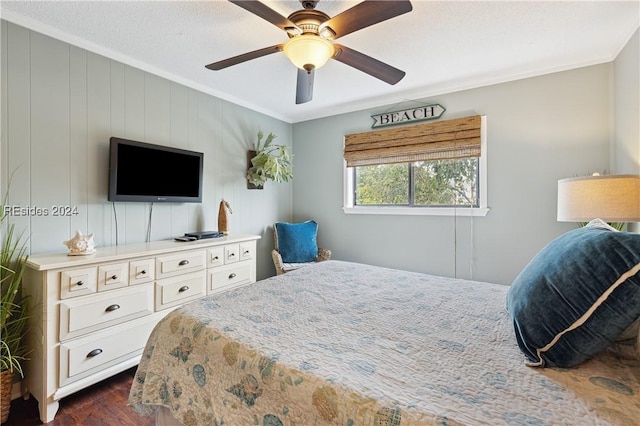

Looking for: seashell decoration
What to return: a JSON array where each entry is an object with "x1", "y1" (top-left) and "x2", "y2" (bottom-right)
[{"x1": 63, "y1": 230, "x2": 96, "y2": 256}]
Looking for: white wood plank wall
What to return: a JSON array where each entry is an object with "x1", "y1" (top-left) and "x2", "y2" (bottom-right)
[{"x1": 1, "y1": 20, "x2": 292, "y2": 279}]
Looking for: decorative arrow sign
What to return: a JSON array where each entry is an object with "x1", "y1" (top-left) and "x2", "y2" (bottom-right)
[{"x1": 371, "y1": 104, "x2": 445, "y2": 128}]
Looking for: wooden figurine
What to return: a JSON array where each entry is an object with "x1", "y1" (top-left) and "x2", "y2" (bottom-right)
[{"x1": 218, "y1": 199, "x2": 232, "y2": 234}]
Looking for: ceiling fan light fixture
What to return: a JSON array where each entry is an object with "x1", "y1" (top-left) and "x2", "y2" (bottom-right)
[{"x1": 283, "y1": 34, "x2": 334, "y2": 70}]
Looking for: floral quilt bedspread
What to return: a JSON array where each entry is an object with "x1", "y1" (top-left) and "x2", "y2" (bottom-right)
[{"x1": 129, "y1": 260, "x2": 640, "y2": 425}]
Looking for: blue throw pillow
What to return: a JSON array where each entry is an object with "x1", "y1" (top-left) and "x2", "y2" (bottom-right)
[
  {"x1": 506, "y1": 226, "x2": 640, "y2": 368},
  {"x1": 275, "y1": 221, "x2": 319, "y2": 263}
]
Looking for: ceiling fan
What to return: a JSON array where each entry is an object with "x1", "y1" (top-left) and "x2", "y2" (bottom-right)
[{"x1": 205, "y1": 0, "x2": 413, "y2": 104}]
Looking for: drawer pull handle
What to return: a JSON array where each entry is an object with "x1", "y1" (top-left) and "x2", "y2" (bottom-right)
[
  {"x1": 228, "y1": 273, "x2": 237, "y2": 279},
  {"x1": 212, "y1": 256, "x2": 219, "y2": 261},
  {"x1": 178, "y1": 285, "x2": 190, "y2": 293},
  {"x1": 179, "y1": 260, "x2": 190, "y2": 266},
  {"x1": 228, "y1": 253, "x2": 235, "y2": 258},
  {"x1": 105, "y1": 304, "x2": 120, "y2": 312},
  {"x1": 87, "y1": 349, "x2": 103, "y2": 358},
  {"x1": 140, "y1": 270, "x2": 147, "y2": 275},
  {"x1": 76, "y1": 280, "x2": 84, "y2": 286},
  {"x1": 244, "y1": 250, "x2": 250, "y2": 255},
  {"x1": 110, "y1": 275, "x2": 118, "y2": 280}
]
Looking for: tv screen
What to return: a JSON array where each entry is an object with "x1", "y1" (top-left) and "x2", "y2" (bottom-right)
[{"x1": 108, "y1": 137, "x2": 203, "y2": 203}]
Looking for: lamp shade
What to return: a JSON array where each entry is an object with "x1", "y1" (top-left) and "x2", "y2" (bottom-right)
[
  {"x1": 283, "y1": 35, "x2": 334, "y2": 70},
  {"x1": 557, "y1": 174, "x2": 640, "y2": 222}
]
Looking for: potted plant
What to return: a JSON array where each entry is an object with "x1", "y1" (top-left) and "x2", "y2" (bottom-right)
[
  {"x1": 247, "y1": 131, "x2": 293, "y2": 189},
  {"x1": 1, "y1": 180, "x2": 30, "y2": 423}
]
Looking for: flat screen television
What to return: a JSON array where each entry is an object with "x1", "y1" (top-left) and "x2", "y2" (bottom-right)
[{"x1": 108, "y1": 137, "x2": 204, "y2": 203}]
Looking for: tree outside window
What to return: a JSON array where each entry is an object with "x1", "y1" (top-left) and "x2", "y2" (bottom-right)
[{"x1": 354, "y1": 158, "x2": 478, "y2": 207}]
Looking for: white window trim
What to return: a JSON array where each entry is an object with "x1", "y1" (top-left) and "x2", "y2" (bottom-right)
[{"x1": 342, "y1": 116, "x2": 489, "y2": 217}]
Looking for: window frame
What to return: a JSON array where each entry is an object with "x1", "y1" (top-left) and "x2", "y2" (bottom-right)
[{"x1": 342, "y1": 117, "x2": 489, "y2": 217}]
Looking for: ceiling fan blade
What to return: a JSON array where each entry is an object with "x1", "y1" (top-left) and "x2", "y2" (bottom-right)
[
  {"x1": 320, "y1": 0, "x2": 412, "y2": 40},
  {"x1": 205, "y1": 44, "x2": 283, "y2": 70},
  {"x1": 296, "y1": 68, "x2": 314, "y2": 104},
  {"x1": 229, "y1": 0, "x2": 301, "y2": 34},
  {"x1": 332, "y1": 44, "x2": 405, "y2": 85}
]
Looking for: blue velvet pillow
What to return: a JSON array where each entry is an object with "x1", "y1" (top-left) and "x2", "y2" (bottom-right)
[
  {"x1": 506, "y1": 226, "x2": 640, "y2": 368},
  {"x1": 274, "y1": 221, "x2": 319, "y2": 263}
]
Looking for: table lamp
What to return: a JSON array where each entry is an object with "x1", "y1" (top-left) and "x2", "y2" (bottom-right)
[{"x1": 557, "y1": 174, "x2": 640, "y2": 230}]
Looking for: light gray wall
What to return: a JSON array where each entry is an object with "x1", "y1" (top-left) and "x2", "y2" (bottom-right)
[
  {"x1": 0, "y1": 21, "x2": 293, "y2": 279},
  {"x1": 613, "y1": 29, "x2": 640, "y2": 233},
  {"x1": 613, "y1": 28, "x2": 639, "y2": 176},
  {"x1": 3, "y1": 20, "x2": 637, "y2": 284},
  {"x1": 292, "y1": 64, "x2": 616, "y2": 285}
]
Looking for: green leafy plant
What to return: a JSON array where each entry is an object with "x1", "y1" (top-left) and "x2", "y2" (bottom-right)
[
  {"x1": 577, "y1": 221, "x2": 624, "y2": 230},
  {"x1": 1, "y1": 175, "x2": 30, "y2": 377},
  {"x1": 247, "y1": 131, "x2": 293, "y2": 187}
]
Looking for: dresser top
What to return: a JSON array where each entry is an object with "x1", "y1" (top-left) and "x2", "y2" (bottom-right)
[{"x1": 26, "y1": 234, "x2": 261, "y2": 271}]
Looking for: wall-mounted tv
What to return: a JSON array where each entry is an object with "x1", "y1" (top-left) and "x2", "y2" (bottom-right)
[{"x1": 108, "y1": 137, "x2": 204, "y2": 203}]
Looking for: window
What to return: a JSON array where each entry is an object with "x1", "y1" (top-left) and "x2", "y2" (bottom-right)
[
  {"x1": 355, "y1": 158, "x2": 479, "y2": 207},
  {"x1": 343, "y1": 115, "x2": 488, "y2": 216}
]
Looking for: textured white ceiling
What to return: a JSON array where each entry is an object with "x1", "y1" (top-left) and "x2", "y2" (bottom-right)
[{"x1": 1, "y1": 1, "x2": 638, "y2": 123}]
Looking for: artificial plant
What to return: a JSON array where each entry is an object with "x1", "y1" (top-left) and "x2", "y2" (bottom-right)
[
  {"x1": 1, "y1": 174, "x2": 30, "y2": 377},
  {"x1": 247, "y1": 131, "x2": 293, "y2": 187}
]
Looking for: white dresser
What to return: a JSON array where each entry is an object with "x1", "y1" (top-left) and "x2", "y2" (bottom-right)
[{"x1": 22, "y1": 234, "x2": 260, "y2": 423}]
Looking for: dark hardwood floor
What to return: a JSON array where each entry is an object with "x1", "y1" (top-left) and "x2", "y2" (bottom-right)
[{"x1": 2, "y1": 367, "x2": 155, "y2": 425}]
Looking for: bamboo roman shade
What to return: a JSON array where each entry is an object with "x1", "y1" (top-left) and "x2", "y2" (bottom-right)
[{"x1": 344, "y1": 115, "x2": 483, "y2": 167}]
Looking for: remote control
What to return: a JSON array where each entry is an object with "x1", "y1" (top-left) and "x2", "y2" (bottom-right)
[{"x1": 174, "y1": 236, "x2": 197, "y2": 242}]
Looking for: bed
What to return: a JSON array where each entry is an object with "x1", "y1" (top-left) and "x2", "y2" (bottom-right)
[{"x1": 128, "y1": 257, "x2": 640, "y2": 425}]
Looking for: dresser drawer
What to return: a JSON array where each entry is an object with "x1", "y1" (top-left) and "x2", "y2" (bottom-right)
[
  {"x1": 155, "y1": 271, "x2": 206, "y2": 311},
  {"x1": 60, "y1": 267, "x2": 97, "y2": 299},
  {"x1": 59, "y1": 314, "x2": 160, "y2": 387},
  {"x1": 224, "y1": 244, "x2": 240, "y2": 264},
  {"x1": 239, "y1": 241, "x2": 255, "y2": 261},
  {"x1": 59, "y1": 284, "x2": 153, "y2": 341},
  {"x1": 129, "y1": 258, "x2": 155, "y2": 285},
  {"x1": 208, "y1": 246, "x2": 225, "y2": 268},
  {"x1": 97, "y1": 262, "x2": 129, "y2": 291},
  {"x1": 208, "y1": 261, "x2": 252, "y2": 294},
  {"x1": 156, "y1": 250, "x2": 206, "y2": 279}
]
